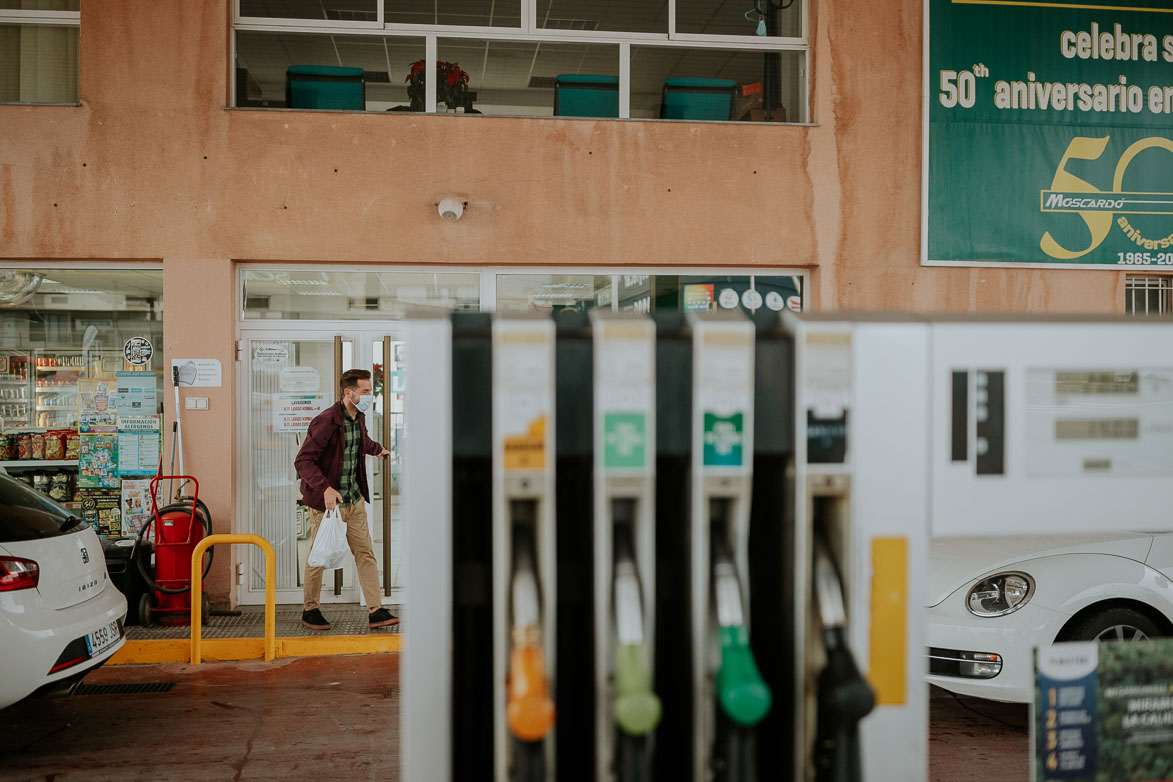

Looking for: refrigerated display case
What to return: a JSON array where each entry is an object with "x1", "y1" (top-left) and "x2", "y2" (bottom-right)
[
  {"x1": 0, "y1": 353, "x2": 31, "y2": 431},
  {"x1": 32, "y1": 349, "x2": 124, "y2": 429}
]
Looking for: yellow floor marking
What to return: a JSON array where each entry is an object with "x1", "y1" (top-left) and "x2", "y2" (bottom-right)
[{"x1": 109, "y1": 634, "x2": 402, "y2": 665}]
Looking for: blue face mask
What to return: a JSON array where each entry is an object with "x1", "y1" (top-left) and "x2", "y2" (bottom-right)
[{"x1": 350, "y1": 392, "x2": 374, "y2": 414}]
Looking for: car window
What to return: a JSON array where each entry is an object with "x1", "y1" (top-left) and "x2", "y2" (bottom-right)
[{"x1": 0, "y1": 473, "x2": 83, "y2": 542}]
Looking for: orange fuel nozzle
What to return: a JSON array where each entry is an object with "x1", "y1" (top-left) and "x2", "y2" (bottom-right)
[{"x1": 506, "y1": 627, "x2": 556, "y2": 742}]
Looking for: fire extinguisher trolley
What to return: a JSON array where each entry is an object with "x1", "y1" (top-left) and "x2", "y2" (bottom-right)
[{"x1": 134, "y1": 475, "x2": 213, "y2": 625}]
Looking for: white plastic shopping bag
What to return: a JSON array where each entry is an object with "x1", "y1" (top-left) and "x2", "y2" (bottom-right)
[{"x1": 307, "y1": 508, "x2": 349, "y2": 570}]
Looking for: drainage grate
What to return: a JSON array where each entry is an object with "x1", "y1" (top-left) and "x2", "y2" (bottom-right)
[{"x1": 72, "y1": 682, "x2": 175, "y2": 696}]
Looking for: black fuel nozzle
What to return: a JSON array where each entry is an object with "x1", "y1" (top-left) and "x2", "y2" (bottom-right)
[{"x1": 812, "y1": 538, "x2": 875, "y2": 782}]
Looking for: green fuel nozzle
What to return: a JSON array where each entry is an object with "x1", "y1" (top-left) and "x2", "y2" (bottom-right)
[
  {"x1": 611, "y1": 525, "x2": 662, "y2": 737},
  {"x1": 716, "y1": 624, "x2": 772, "y2": 727},
  {"x1": 613, "y1": 642, "x2": 662, "y2": 735}
]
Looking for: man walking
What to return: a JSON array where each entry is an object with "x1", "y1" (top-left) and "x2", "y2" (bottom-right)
[{"x1": 295, "y1": 368, "x2": 398, "y2": 630}]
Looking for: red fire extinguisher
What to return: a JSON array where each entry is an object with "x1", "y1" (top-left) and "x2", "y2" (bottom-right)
[{"x1": 132, "y1": 475, "x2": 213, "y2": 626}]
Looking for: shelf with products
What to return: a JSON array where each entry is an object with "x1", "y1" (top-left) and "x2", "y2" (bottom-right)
[
  {"x1": 32, "y1": 350, "x2": 117, "y2": 431},
  {"x1": 0, "y1": 459, "x2": 79, "y2": 468}
]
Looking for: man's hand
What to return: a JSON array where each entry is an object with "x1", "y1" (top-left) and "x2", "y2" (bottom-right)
[
  {"x1": 323, "y1": 487, "x2": 342, "y2": 511},
  {"x1": 379, "y1": 448, "x2": 390, "y2": 458}
]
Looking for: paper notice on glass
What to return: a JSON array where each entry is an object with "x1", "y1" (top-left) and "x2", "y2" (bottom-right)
[
  {"x1": 78, "y1": 379, "x2": 118, "y2": 434},
  {"x1": 121, "y1": 479, "x2": 158, "y2": 535},
  {"x1": 115, "y1": 372, "x2": 158, "y2": 417},
  {"x1": 79, "y1": 434, "x2": 119, "y2": 489},
  {"x1": 274, "y1": 393, "x2": 331, "y2": 433},
  {"x1": 117, "y1": 416, "x2": 160, "y2": 475},
  {"x1": 80, "y1": 488, "x2": 123, "y2": 538}
]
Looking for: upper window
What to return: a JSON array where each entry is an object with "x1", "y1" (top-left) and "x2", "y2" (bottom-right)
[
  {"x1": 0, "y1": 1, "x2": 80, "y2": 105},
  {"x1": 233, "y1": 0, "x2": 807, "y2": 122}
]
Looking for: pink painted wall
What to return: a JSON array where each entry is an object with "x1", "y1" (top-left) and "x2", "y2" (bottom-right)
[
  {"x1": 0, "y1": 0, "x2": 1130, "y2": 600},
  {"x1": 161, "y1": 259, "x2": 236, "y2": 603}
]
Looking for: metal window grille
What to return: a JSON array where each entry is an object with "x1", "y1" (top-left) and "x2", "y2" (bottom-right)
[{"x1": 1125, "y1": 276, "x2": 1172, "y2": 317}]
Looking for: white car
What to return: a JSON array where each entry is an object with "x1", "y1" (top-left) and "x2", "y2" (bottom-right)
[
  {"x1": 926, "y1": 532, "x2": 1173, "y2": 704},
  {"x1": 0, "y1": 473, "x2": 127, "y2": 709}
]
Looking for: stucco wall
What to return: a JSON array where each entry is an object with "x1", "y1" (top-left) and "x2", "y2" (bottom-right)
[
  {"x1": 0, "y1": 0, "x2": 1131, "y2": 601},
  {"x1": 1, "y1": 0, "x2": 1128, "y2": 306}
]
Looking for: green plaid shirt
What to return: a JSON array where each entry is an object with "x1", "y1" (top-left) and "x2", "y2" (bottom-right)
[{"x1": 339, "y1": 407, "x2": 363, "y2": 506}]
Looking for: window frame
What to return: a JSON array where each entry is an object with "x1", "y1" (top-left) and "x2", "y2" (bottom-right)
[
  {"x1": 1125, "y1": 275, "x2": 1172, "y2": 317},
  {"x1": 232, "y1": 0, "x2": 810, "y2": 120},
  {"x1": 236, "y1": 264, "x2": 811, "y2": 323},
  {"x1": 234, "y1": 0, "x2": 809, "y2": 44},
  {"x1": 0, "y1": 5, "x2": 81, "y2": 106}
]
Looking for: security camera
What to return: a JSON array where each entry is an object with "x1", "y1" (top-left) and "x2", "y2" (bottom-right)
[{"x1": 438, "y1": 197, "x2": 465, "y2": 221}]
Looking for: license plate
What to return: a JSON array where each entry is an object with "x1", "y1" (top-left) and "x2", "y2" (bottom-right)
[{"x1": 84, "y1": 619, "x2": 120, "y2": 657}]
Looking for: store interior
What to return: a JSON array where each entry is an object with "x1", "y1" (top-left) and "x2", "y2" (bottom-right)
[{"x1": 0, "y1": 269, "x2": 164, "y2": 539}]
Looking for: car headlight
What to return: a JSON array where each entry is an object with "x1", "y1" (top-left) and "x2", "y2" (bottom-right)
[{"x1": 966, "y1": 571, "x2": 1034, "y2": 617}]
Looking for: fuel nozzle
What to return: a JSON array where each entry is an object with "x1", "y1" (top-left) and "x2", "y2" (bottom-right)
[
  {"x1": 711, "y1": 499, "x2": 772, "y2": 728},
  {"x1": 813, "y1": 537, "x2": 875, "y2": 782},
  {"x1": 611, "y1": 504, "x2": 661, "y2": 736},
  {"x1": 506, "y1": 506, "x2": 555, "y2": 744}
]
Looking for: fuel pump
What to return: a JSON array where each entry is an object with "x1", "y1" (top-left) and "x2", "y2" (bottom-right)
[
  {"x1": 690, "y1": 313, "x2": 772, "y2": 782},
  {"x1": 783, "y1": 312, "x2": 930, "y2": 782},
  {"x1": 493, "y1": 316, "x2": 558, "y2": 782},
  {"x1": 590, "y1": 312, "x2": 660, "y2": 782}
]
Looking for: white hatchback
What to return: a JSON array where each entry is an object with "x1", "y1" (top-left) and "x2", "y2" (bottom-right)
[
  {"x1": 926, "y1": 532, "x2": 1173, "y2": 704},
  {"x1": 0, "y1": 473, "x2": 127, "y2": 709}
]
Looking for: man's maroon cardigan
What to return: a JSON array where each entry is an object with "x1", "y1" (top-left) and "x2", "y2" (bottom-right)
[{"x1": 294, "y1": 402, "x2": 385, "y2": 511}]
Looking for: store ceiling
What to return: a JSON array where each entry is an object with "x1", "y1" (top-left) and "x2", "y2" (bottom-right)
[{"x1": 14, "y1": 270, "x2": 162, "y2": 299}]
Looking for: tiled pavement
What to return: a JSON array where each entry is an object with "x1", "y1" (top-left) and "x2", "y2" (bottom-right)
[{"x1": 126, "y1": 603, "x2": 403, "y2": 638}]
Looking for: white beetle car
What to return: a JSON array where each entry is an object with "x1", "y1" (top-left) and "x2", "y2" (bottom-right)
[
  {"x1": 0, "y1": 473, "x2": 127, "y2": 709},
  {"x1": 926, "y1": 532, "x2": 1173, "y2": 703}
]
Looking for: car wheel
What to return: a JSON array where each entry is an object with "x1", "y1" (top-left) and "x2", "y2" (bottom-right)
[{"x1": 1066, "y1": 607, "x2": 1162, "y2": 643}]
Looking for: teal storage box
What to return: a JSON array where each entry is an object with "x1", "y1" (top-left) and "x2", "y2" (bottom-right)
[
  {"x1": 660, "y1": 78, "x2": 738, "y2": 121},
  {"x1": 554, "y1": 74, "x2": 620, "y2": 118},
  {"x1": 286, "y1": 65, "x2": 366, "y2": 110}
]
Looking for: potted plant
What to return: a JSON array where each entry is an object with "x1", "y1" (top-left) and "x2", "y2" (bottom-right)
[{"x1": 405, "y1": 59, "x2": 471, "y2": 112}]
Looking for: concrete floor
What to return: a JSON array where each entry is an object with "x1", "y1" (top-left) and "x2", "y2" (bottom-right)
[
  {"x1": 0, "y1": 657, "x2": 1028, "y2": 781},
  {"x1": 0, "y1": 656, "x2": 400, "y2": 782}
]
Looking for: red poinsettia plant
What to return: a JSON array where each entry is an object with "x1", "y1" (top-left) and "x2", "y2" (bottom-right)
[{"x1": 406, "y1": 59, "x2": 470, "y2": 111}]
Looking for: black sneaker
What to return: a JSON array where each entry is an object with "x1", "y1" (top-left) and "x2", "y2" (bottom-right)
[
  {"x1": 301, "y1": 608, "x2": 331, "y2": 630},
  {"x1": 368, "y1": 607, "x2": 399, "y2": 628}
]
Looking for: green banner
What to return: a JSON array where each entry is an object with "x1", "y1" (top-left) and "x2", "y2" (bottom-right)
[{"x1": 926, "y1": 0, "x2": 1173, "y2": 268}]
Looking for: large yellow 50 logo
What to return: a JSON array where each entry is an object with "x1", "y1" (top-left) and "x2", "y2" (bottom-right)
[{"x1": 1041, "y1": 136, "x2": 1173, "y2": 259}]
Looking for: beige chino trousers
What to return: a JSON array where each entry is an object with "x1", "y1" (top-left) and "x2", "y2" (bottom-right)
[{"x1": 303, "y1": 502, "x2": 382, "y2": 611}]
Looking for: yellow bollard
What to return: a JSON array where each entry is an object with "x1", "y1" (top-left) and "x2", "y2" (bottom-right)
[{"x1": 191, "y1": 534, "x2": 276, "y2": 664}]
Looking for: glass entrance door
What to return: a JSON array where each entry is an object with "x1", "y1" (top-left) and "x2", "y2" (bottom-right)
[
  {"x1": 370, "y1": 336, "x2": 406, "y2": 597},
  {"x1": 239, "y1": 328, "x2": 406, "y2": 606},
  {"x1": 241, "y1": 334, "x2": 356, "y2": 605}
]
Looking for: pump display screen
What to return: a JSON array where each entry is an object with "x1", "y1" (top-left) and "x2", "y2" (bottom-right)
[
  {"x1": 1055, "y1": 419, "x2": 1139, "y2": 441},
  {"x1": 1054, "y1": 372, "x2": 1138, "y2": 395},
  {"x1": 1026, "y1": 368, "x2": 1173, "y2": 477}
]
